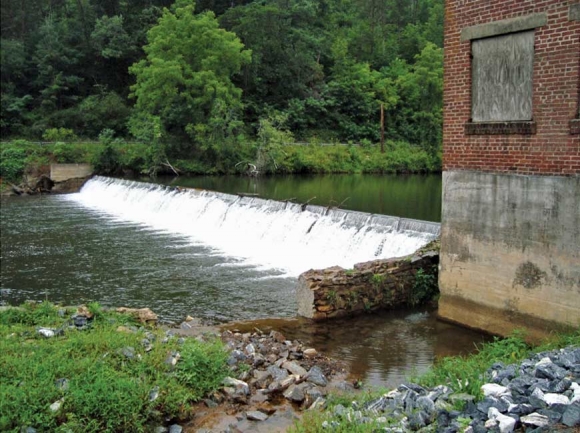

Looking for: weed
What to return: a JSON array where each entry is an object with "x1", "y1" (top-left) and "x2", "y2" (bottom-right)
[
  {"x1": 410, "y1": 266, "x2": 438, "y2": 306},
  {"x1": 0, "y1": 303, "x2": 229, "y2": 432},
  {"x1": 326, "y1": 290, "x2": 338, "y2": 306}
]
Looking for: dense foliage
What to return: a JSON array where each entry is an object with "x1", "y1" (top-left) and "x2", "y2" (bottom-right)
[{"x1": 1, "y1": 0, "x2": 443, "y2": 171}]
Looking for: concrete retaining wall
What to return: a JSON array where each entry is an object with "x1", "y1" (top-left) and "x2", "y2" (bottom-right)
[
  {"x1": 439, "y1": 172, "x2": 580, "y2": 341},
  {"x1": 297, "y1": 243, "x2": 439, "y2": 320},
  {"x1": 50, "y1": 164, "x2": 93, "y2": 182}
]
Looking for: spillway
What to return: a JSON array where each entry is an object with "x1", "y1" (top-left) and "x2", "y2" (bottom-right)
[{"x1": 67, "y1": 176, "x2": 440, "y2": 276}]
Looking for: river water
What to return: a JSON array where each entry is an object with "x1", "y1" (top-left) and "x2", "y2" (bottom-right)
[{"x1": 0, "y1": 174, "x2": 489, "y2": 388}]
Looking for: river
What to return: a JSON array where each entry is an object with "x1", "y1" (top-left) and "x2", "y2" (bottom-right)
[{"x1": 0, "y1": 174, "x2": 489, "y2": 388}]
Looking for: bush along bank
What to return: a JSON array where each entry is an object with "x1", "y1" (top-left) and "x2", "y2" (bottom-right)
[
  {"x1": 0, "y1": 139, "x2": 440, "y2": 190},
  {"x1": 290, "y1": 332, "x2": 580, "y2": 433}
]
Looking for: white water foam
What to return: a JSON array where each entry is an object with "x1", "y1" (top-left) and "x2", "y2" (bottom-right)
[{"x1": 65, "y1": 177, "x2": 439, "y2": 276}]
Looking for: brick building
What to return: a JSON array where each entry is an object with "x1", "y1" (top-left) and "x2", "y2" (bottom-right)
[{"x1": 439, "y1": 1, "x2": 580, "y2": 340}]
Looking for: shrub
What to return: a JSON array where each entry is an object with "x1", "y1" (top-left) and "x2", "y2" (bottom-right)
[
  {"x1": 42, "y1": 128, "x2": 78, "y2": 142},
  {"x1": 0, "y1": 146, "x2": 27, "y2": 182}
]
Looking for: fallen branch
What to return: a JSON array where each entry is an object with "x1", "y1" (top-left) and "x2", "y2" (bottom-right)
[
  {"x1": 161, "y1": 159, "x2": 180, "y2": 177},
  {"x1": 301, "y1": 196, "x2": 317, "y2": 211}
]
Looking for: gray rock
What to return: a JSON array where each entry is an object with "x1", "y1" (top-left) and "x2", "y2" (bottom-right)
[
  {"x1": 267, "y1": 365, "x2": 289, "y2": 381},
  {"x1": 449, "y1": 393, "x2": 476, "y2": 404},
  {"x1": 149, "y1": 386, "x2": 159, "y2": 402},
  {"x1": 334, "y1": 404, "x2": 346, "y2": 417},
  {"x1": 55, "y1": 378, "x2": 69, "y2": 391},
  {"x1": 416, "y1": 395, "x2": 436, "y2": 420},
  {"x1": 223, "y1": 377, "x2": 250, "y2": 397},
  {"x1": 168, "y1": 425, "x2": 182, "y2": 433},
  {"x1": 537, "y1": 408, "x2": 562, "y2": 423},
  {"x1": 308, "y1": 396, "x2": 327, "y2": 410},
  {"x1": 282, "y1": 360, "x2": 307, "y2": 377},
  {"x1": 306, "y1": 366, "x2": 328, "y2": 387},
  {"x1": 562, "y1": 402, "x2": 580, "y2": 427},
  {"x1": 408, "y1": 410, "x2": 429, "y2": 430},
  {"x1": 283, "y1": 384, "x2": 306, "y2": 402},
  {"x1": 246, "y1": 410, "x2": 269, "y2": 421},
  {"x1": 521, "y1": 412, "x2": 550, "y2": 427},
  {"x1": 37, "y1": 327, "x2": 61, "y2": 338}
]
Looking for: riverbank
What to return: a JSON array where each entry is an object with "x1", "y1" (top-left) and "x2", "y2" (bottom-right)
[
  {"x1": 0, "y1": 140, "x2": 440, "y2": 190},
  {"x1": 0, "y1": 302, "x2": 348, "y2": 432},
  {"x1": 290, "y1": 331, "x2": 580, "y2": 432},
  {"x1": 1, "y1": 302, "x2": 578, "y2": 432}
]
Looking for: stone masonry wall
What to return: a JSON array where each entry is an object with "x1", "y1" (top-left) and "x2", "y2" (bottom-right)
[{"x1": 297, "y1": 243, "x2": 439, "y2": 320}]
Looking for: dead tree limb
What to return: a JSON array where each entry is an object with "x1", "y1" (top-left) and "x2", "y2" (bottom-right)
[{"x1": 161, "y1": 159, "x2": 180, "y2": 176}]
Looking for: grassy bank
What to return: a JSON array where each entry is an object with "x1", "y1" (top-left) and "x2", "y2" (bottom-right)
[
  {"x1": 289, "y1": 329, "x2": 580, "y2": 433},
  {"x1": 0, "y1": 302, "x2": 228, "y2": 432},
  {"x1": 0, "y1": 139, "x2": 440, "y2": 186}
]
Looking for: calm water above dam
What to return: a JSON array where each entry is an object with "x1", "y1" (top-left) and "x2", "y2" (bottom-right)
[{"x1": 0, "y1": 174, "x2": 489, "y2": 388}]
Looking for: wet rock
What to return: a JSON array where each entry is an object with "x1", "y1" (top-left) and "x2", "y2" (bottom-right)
[
  {"x1": 168, "y1": 425, "x2": 182, "y2": 433},
  {"x1": 306, "y1": 366, "x2": 328, "y2": 387},
  {"x1": 246, "y1": 410, "x2": 269, "y2": 421}
]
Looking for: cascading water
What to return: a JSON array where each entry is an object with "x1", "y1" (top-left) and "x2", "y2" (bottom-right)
[{"x1": 67, "y1": 176, "x2": 439, "y2": 276}]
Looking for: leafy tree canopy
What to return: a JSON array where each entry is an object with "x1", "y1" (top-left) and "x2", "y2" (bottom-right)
[{"x1": 129, "y1": 0, "x2": 251, "y2": 141}]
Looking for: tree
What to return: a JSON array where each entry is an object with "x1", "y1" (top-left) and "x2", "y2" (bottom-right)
[{"x1": 129, "y1": 0, "x2": 251, "y2": 142}]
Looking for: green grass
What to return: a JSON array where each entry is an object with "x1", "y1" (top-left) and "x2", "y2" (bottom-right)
[
  {"x1": 289, "y1": 328, "x2": 580, "y2": 433},
  {"x1": 0, "y1": 302, "x2": 228, "y2": 432}
]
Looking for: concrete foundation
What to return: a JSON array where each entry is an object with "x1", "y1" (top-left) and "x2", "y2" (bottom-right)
[
  {"x1": 50, "y1": 164, "x2": 93, "y2": 182},
  {"x1": 439, "y1": 171, "x2": 580, "y2": 340}
]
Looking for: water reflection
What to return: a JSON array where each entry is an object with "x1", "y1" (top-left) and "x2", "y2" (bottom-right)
[
  {"x1": 224, "y1": 308, "x2": 491, "y2": 388},
  {"x1": 152, "y1": 173, "x2": 442, "y2": 222}
]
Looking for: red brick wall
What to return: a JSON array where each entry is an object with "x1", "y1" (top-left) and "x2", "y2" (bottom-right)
[{"x1": 443, "y1": 0, "x2": 580, "y2": 175}]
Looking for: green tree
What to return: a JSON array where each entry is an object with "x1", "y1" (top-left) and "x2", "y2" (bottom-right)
[{"x1": 129, "y1": 0, "x2": 251, "y2": 143}]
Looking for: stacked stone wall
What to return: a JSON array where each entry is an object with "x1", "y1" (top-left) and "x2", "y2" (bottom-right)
[{"x1": 297, "y1": 244, "x2": 439, "y2": 320}]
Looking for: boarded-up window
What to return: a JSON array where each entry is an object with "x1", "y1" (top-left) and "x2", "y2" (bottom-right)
[{"x1": 472, "y1": 31, "x2": 534, "y2": 122}]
